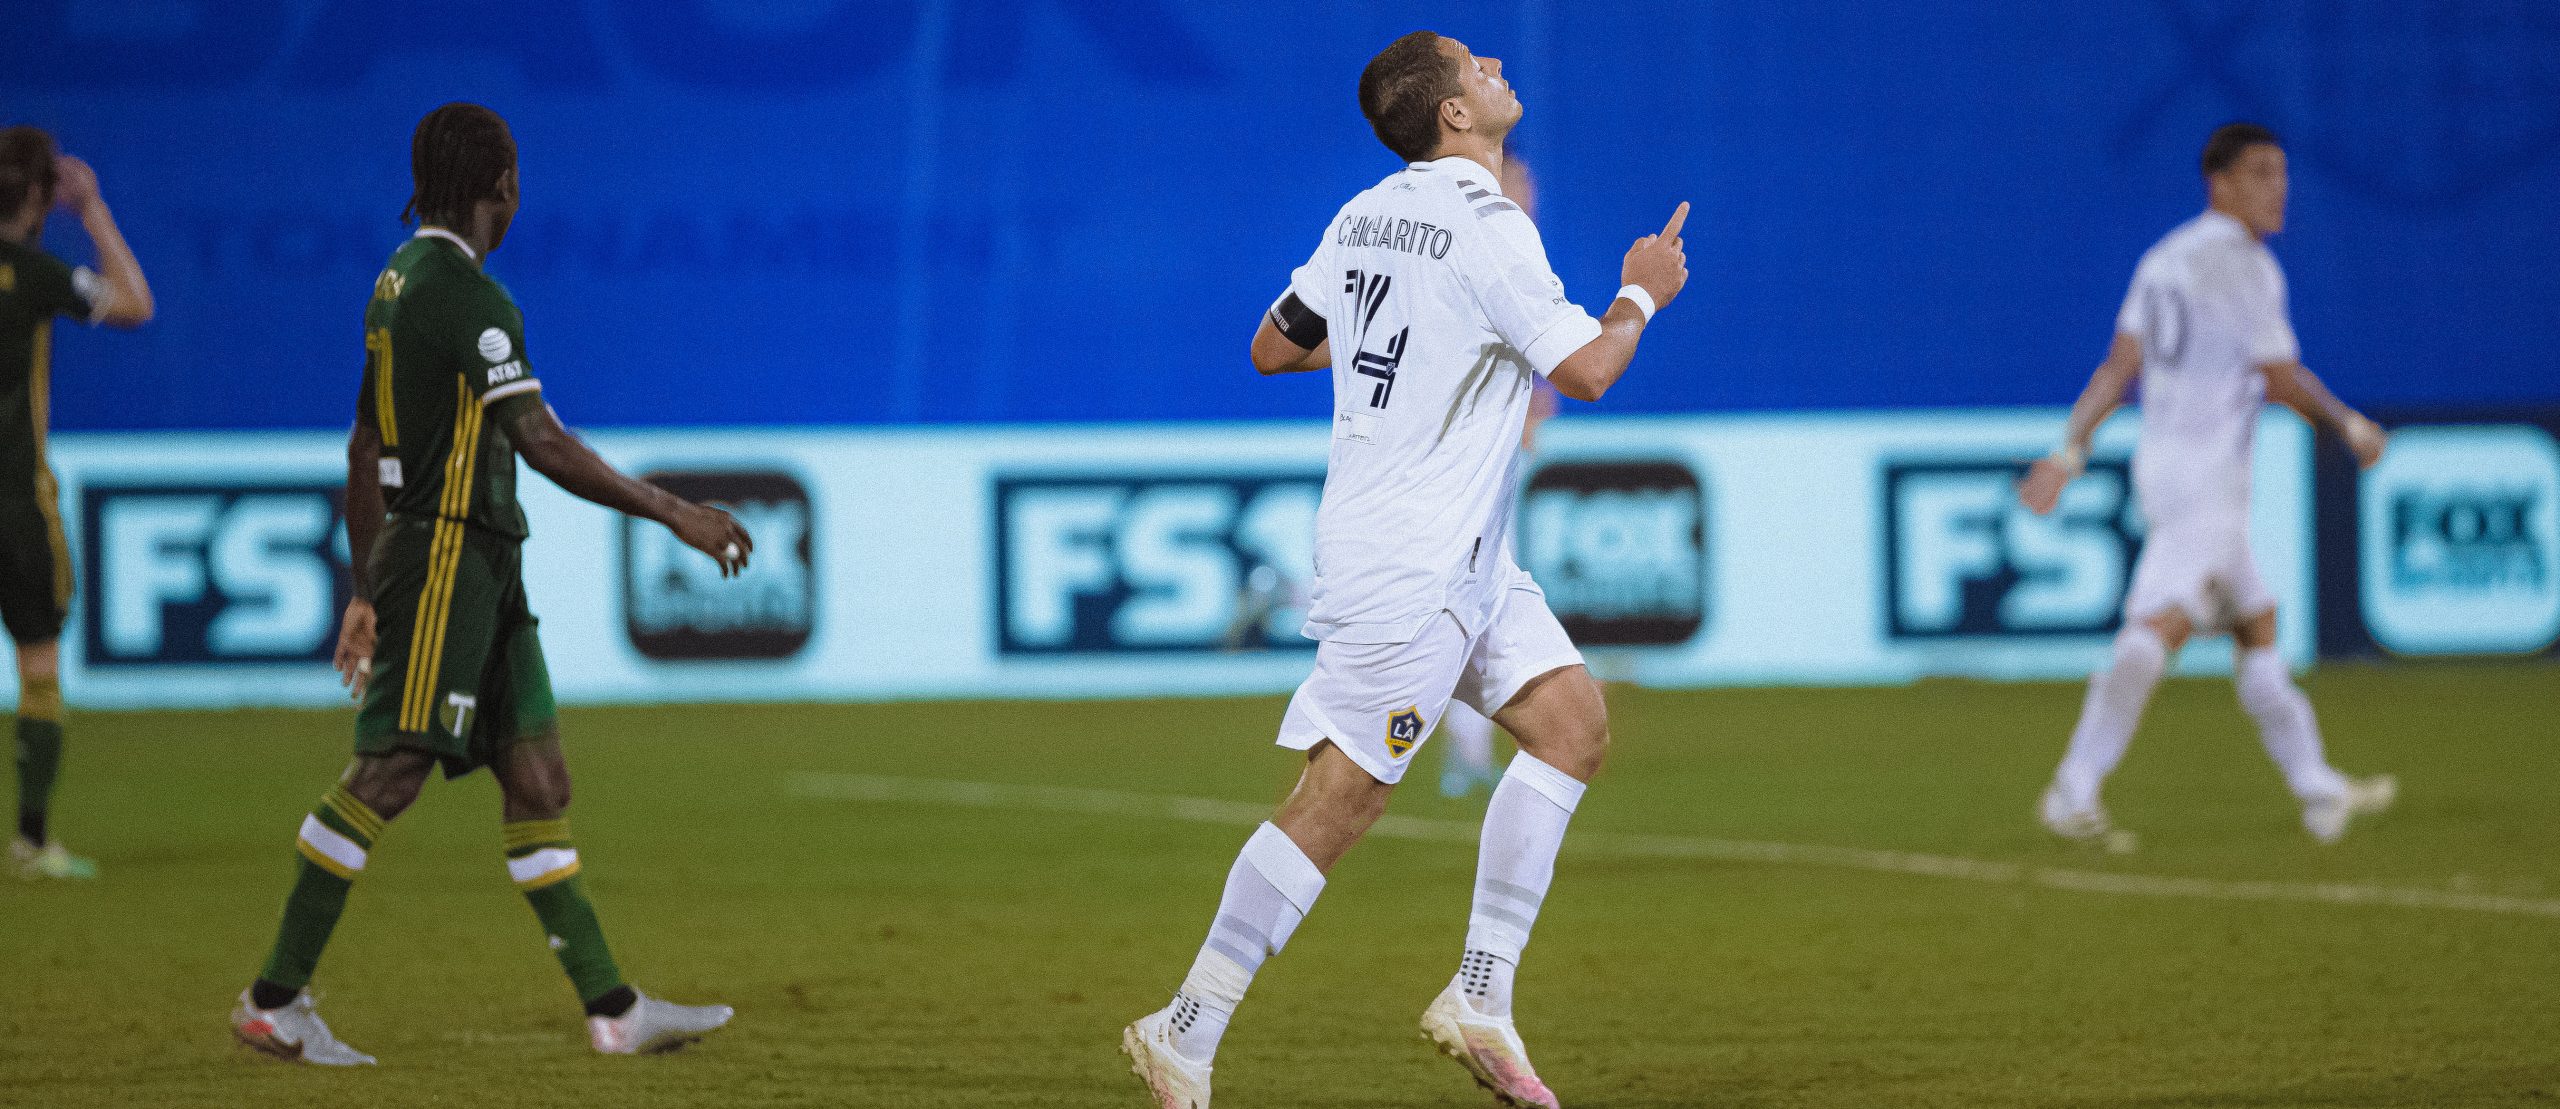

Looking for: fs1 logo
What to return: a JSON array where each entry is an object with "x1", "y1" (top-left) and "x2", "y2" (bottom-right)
[
  {"x1": 2358, "y1": 426, "x2": 2560, "y2": 654},
  {"x1": 621, "y1": 470, "x2": 815, "y2": 660},
  {"x1": 79, "y1": 482, "x2": 353, "y2": 666},
  {"x1": 1884, "y1": 459, "x2": 2142, "y2": 638},
  {"x1": 994, "y1": 474, "x2": 1321, "y2": 654},
  {"x1": 1518, "y1": 461, "x2": 1707, "y2": 645}
]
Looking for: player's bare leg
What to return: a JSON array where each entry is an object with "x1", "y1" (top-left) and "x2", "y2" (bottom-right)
[
  {"x1": 2043, "y1": 610, "x2": 2186, "y2": 852},
  {"x1": 1421, "y1": 664, "x2": 1606, "y2": 1109},
  {"x1": 10, "y1": 639, "x2": 95, "y2": 880},
  {"x1": 233, "y1": 749, "x2": 429, "y2": 1064},
  {"x1": 1124, "y1": 743, "x2": 1383, "y2": 1107},
  {"x1": 2228, "y1": 610, "x2": 2393, "y2": 842},
  {"x1": 491, "y1": 733, "x2": 731, "y2": 1054}
]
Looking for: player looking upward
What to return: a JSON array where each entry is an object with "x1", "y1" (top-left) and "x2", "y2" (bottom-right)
[
  {"x1": 230, "y1": 103, "x2": 754, "y2": 1065},
  {"x1": 2022, "y1": 122, "x2": 2394, "y2": 850},
  {"x1": 0, "y1": 127, "x2": 152, "y2": 881},
  {"x1": 1121, "y1": 32, "x2": 1687, "y2": 1109}
]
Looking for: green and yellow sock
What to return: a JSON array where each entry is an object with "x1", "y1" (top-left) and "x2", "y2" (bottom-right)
[
  {"x1": 504, "y1": 818, "x2": 630, "y2": 1015},
  {"x1": 14, "y1": 674, "x2": 64, "y2": 844},
  {"x1": 254, "y1": 785, "x2": 384, "y2": 1002}
]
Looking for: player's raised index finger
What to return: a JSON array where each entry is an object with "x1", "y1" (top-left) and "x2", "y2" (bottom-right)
[{"x1": 1660, "y1": 201, "x2": 1689, "y2": 240}]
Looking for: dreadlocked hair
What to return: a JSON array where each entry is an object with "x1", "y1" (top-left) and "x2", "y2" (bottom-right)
[
  {"x1": 0, "y1": 126, "x2": 60, "y2": 218},
  {"x1": 403, "y1": 103, "x2": 515, "y2": 229}
]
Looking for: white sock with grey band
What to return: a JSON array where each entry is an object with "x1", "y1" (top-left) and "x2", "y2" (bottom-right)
[
  {"x1": 1169, "y1": 822, "x2": 1326, "y2": 1062},
  {"x1": 1461, "y1": 751, "x2": 1586, "y2": 1019}
]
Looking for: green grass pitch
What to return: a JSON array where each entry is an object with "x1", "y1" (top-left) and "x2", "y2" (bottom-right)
[{"x1": 3, "y1": 662, "x2": 2557, "y2": 1107}]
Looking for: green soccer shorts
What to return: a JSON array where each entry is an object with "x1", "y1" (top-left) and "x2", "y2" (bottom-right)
[
  {"x1": 355, "y1": 515, "x2": 557, "y2": 777},
  {"x1": 0, "y1": 472, "x2": 73, "y2": 645}
]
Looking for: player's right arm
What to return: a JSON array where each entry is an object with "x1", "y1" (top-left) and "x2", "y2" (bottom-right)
[
  {"x1": 2019, "y1": 332, "x2": 2143, "y2": 515},
  {"x1": 334, "y1": 416, "x2": 384, "y2": 697},
  {"x1": 46, "y1": 155, "x2": 151, "y2": 327},
  {"x1": 1543, "y1": 203, "x2": 1688, "y2": 402},
  {"x1": 1251, "y1": 291, "x2": 1331, "y2": 375},
  {"x1": 504, "y1": 403, "x2": 753, "y2": 576}
]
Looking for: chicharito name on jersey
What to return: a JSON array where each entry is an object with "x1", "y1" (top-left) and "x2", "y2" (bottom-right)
[{"x1": 1335, "y1": 212, "x2": 1454, "y2": 259}]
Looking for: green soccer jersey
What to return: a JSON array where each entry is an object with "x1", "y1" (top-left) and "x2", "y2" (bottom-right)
[
  {"x1": 359, "y1": 229, "x2": 544, "y2": 539},
  {"x1": 0, "y1": 236, "x2": 103, "y2": 495}
]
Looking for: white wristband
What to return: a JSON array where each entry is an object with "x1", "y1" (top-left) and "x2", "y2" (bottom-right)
[{"x1": 1615, "y1": 284, "x2": 1657, "y2": 323}]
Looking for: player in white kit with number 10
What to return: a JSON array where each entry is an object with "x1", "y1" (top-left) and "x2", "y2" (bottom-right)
[
  {"x1": 1121, "y1": 30, "x2": 1688, "y2": 1109},
  {"x1": 2022, "y1": 123, "x2": 2395, "y2": 851}
]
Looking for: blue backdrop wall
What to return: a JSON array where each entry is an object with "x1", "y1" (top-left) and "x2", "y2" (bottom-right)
[{"x1": 9, "y1": 1, "x2": 2555, "y2": 432}]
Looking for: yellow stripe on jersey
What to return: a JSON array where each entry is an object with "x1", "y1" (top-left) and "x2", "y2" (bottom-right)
[
  {"x1": 401, "y1": 381, "x2": 486, "y2": 732},
  {"x1": 29, "y1": 321, "x2": 70, "y2": 607},
  {"x1": 368, "y1": 326, "x2": 398, "y2": 447},
  {"x1": 399, "y1": 520, "x2": 461, "y2": 732}
]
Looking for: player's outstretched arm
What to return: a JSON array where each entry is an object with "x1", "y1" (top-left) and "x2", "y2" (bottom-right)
[
  {"x1": 49, "y1": 155, "x2": 152, "y2": 328},
  {"x1": 2261, "y1": 359, "x2": 2385, "y2": 468},
  {"x1": 2019, "y1": 332, "x2": 2143, "y2": 514},
  {"x1": 1251, "y1": 291, "x2": 1331, "y2": 375},
  {"x1": 1548, "y1": 202, "x2": 1689, "y2": 403},
  {"x1": 504, "y1": 403, "x2": 754, "y2": 576},
  {"x1": 333, "y1": 418, "x2": 386, "y2": 697}
]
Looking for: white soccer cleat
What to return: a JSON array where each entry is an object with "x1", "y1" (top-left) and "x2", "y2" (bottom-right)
[
  {"x1": 230, "y1": 989, "x2": 376, "y2": 1066},
  {"x1": 10, "y1": 836, "x2": 98, "y2": 880},
  {"x1": 2303, "y1": 774, "x2": 2397, "y2": 844},
  {"x1": 588, "y1": 989, "x2": 733, "y2": 1055},
  {"x1": 2039, "y1": 785, "x2": 2137, "y2": 854},
  {"x1": 1420, "y1": 979, "x2": 1560, "y2": 1109},
  {"x1": 1120, "y1": 1004, "x2": 1213, "y2": 1109}
]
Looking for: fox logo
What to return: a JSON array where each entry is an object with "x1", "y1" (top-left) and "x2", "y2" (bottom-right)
[{"x1": 1384, "y1": 707, "x2": 1425, "y2": 759}]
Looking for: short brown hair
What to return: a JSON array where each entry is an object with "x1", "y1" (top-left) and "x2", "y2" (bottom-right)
[
  {"x1": 1359, "y1": 32, "x2": 1461, "y2": 163},
  {"x1": 0, "y1": 126, "x2": 59, "y2": 217},
  {"x1": 2201, "y1": 122, "x2": 2279, "y2": 177}
]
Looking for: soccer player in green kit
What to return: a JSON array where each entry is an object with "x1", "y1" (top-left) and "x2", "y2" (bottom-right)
[
  {"x1": 0, "y1": 126, "x2": 153, "y2": 881},
  {"x1": 230, "y1": 103, "x2": 754, "y2": 1065}
]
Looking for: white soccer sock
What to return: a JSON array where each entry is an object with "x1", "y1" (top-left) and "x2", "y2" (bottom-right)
[
  {"x1": 1443, "y1": 705, "x2": 1497, "y2": 776},
  {"x1": 1169, "y1": 822, "x2": 1325, "y2": 1063},
  {"x1": 1461, "y1": 752, "x2": 1585, "y2": 1020},
  {"x1": 2053, "y1": 623, "x2": 2168, "y2": 810},
  {"x1": 2235, "y1": 647, "x2": 2350, "y2": 802}
]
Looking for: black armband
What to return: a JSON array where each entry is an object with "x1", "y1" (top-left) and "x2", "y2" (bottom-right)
[{"x1": 1267, "y1": 291, "x2": 1328, "y2": 349}]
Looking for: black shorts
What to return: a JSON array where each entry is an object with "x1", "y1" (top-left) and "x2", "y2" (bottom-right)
[{"x1": 0, "y1": 473, "x2": 72, "y2": 644}]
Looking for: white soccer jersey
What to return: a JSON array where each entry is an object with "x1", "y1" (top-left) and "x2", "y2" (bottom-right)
[
  {"x1": 1282, "y1": 156, "x2": 1604, "y2": 644},
  {"x1": 2116, "y1": 210, "x2": 2299, "y2": 524}
]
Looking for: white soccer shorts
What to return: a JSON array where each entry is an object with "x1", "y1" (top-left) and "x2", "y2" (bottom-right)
[
  {"x1": 2121, "y1": 515, "x2": 2276, "y2": 632},
  {"x1": 1276, "y1": 575, "x2": 1584, "y2": 785}
]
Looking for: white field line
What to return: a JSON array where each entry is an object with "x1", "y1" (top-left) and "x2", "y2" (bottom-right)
[{"x1": 785, "y1": 772, "x2": 2560, "y2": 922}]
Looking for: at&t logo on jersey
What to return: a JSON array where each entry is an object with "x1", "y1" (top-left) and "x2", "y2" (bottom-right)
[
  {"x1": 993, "y1": 474, "x2": 1321, "y2": 654},
  {"x1": 621, "y1": 470, "x2": 815, "y2": 660},
  {"x1": 79, "y1": 482, "x2": 355, "y2": 666},
  {"x1": 1518, "y1": 461, "x2": 1707, "y2": 646},
  {"x1": 2358, "y1": 425, "x2": 2560, "y2": 655},
  {"x1": 1883, "y1": 458, "x2": 2142, "y2": 638}
]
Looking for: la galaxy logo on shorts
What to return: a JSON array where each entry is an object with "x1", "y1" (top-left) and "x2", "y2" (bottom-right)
[{"x1": 1384, "y1": 706, "x2": 1424, "y2": 759}]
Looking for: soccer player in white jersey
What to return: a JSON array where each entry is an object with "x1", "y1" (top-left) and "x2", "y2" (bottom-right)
[
  {"x1": 2021, "y1": 123, "x2": 2394, "y2": 850},
  {"x1": 1120, "y1": 31, "x2": 1687, "y2": 1109}
]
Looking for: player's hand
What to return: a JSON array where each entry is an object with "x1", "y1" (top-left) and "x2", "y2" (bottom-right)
[
  {"x1": 2017, "y1": 456, "x2": 2075, "y2": 515},
  {"x1": 1620, "y1": 202, "x2": 1690, "y2": 314},
  {"x1": 49, "y1": 155, "x2": 99, "y2": 213},
  {"x1": 672, "y1": 502, "x2": 753, "y2": 577},
  {"x1": 2343, "y1": 413, "x2": 2387, "y2": 469},
  {"x1": 333, "y1": 598, "x2": 376, "y2": 700}
]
